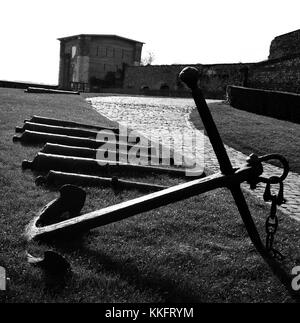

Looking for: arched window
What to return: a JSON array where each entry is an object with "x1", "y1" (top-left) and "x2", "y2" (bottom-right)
[{"x1": 160, "y1": 83, "x2": 169, "y2": 90}]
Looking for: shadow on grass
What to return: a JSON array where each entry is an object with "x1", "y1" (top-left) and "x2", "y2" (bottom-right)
[
  {"x1": 43, "y1": 231, "x2": 204, "y2": 302},
  {"x1": 67, "y1": 245, "x2": 204, "y2": 303}
]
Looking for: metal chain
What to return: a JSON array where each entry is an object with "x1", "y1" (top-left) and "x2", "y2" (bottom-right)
[{"x1": 263, "y1": 182, "x2": 285, "y2": 261}]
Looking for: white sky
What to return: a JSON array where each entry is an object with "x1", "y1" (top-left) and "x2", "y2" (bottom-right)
[{"x1": 1, "y1": 0, "x2": 300, "y2": 84}]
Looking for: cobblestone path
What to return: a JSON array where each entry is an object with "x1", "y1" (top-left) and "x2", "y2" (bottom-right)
[{"x1": 88, "y1": 96, "x2": 300, "y2": 222}]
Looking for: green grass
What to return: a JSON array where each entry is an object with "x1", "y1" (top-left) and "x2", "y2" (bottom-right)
[
  {"x1": 190, "y1": 101, "x2": 300, "y2": 174},
  {"x1": 0, "y1": 88, "x2": 299, "y2": 303}
]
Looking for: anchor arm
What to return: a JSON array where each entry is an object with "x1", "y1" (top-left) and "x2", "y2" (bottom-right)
[{"x1": 26, "y1": 165, "x2": 257, "y2": 241}]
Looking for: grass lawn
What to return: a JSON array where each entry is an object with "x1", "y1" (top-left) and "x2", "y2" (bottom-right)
[
  {"x1": 190, "y1": 101, "x2": 300, "y2": 174},
  {"x1": 0, "y1": 88, "x2": 299, "y2": 303}
]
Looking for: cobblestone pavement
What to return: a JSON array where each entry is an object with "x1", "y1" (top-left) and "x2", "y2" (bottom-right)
[{"x1": 88, "y1": 96, "x2": 300, "y2": 222}]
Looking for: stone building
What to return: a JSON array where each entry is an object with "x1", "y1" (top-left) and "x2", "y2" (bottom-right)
[{"x1": 58, "y1": 34, "x2": 144, "y2": 91}]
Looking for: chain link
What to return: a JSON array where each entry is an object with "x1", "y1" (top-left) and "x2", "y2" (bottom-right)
[{"x1": 263, "y1": 182, "x2": 285, "y2": 261}]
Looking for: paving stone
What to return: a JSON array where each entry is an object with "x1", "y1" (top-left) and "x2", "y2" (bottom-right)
[{"x1": 88, "y1": 96, "x2": 300, "y2": 223}]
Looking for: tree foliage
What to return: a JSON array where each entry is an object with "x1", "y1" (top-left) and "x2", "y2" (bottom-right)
[{"x1": 141, "y1": 51, "x2": 155, "y2": 66}]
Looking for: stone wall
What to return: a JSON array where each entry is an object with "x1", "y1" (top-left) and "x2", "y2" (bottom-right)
[
  {"x1": 269, "y1": 29, "x2": 300, "y2": 60},
  {"x1": 247, "y1": 55, "x2": 300, "y2": 94},
  {"x1": 200, "y1": 63, "x2": 248, "y2": 98},
  {"x1": 123, "y1": 63, "x2": 247, "y2": 99},
  {"x1": 121, "y1": 28, "x2": 300, "y2": 98},
  {"x1": 115, "y1": 53, "x2": 300, "y2": 98}
]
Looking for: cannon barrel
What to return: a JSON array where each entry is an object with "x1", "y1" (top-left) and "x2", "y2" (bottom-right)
[
  {"x1": 22, "y1": 152, "x2": 196, "y2": 177},
  {"x1": 36, "y1": 171, "x2": 168, "y2": 192},
  {"x1": 15, "y1": 122, "x2": 131, "y2": 142},
  {"x1": 26, "y1": 115, "x2": 119, "y2": 133},
  {"x1": 25, "y1": 87, "x2": 80, "y2": 95},
  {"x1": 13, "y1": 130, "x2": 154, "y2": 153},
  {"x1": 40, "y1": 143, "x2": 176, "y2": 165}
]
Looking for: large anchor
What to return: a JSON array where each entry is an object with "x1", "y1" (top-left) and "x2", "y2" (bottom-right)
[{"x1": 26, "y1": 67, "x2": 298, "y2": 299}]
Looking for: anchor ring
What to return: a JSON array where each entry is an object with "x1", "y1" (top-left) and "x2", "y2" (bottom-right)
[{"x1": 258, "y1": 154, "x2": 289, "y2": 184}]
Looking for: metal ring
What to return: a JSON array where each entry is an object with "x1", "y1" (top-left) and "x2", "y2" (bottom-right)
[{"x1": 258, "y1": 154, "x2": 289, "y2": 184}]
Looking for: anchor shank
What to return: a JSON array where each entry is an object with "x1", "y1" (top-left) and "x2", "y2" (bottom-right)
[
  {"x1": 229, "y1": 184, "x2": 295, "y2": 297},
  {"x1": 179, "y1": 67, "x2": 234, "y2": 175}
]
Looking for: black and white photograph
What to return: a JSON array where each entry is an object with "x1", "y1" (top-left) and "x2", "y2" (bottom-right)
[{"x1": 0, "y1": 0, "x2": 299, "y2": 311}]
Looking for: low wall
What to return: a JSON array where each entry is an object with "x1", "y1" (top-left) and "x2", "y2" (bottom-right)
[
  {"x1": 0, "y1": 80, "x2": 58, "y2": 90},
  {"x1": 93, "y1": 87, "x2": 192, "y2": 98},
  {"x1": 227, "y1": 86, "x2": 300, "y2": 124}
]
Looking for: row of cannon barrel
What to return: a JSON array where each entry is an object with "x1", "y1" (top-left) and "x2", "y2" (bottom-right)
[
  {"x1": 25, "y1": 87, "x2": 80, "y2": 95},
  {"x1": 13, "y1": 115, "x2": 203, "y2": 192}
]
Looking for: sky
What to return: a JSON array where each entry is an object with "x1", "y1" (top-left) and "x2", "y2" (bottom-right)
[{"x1": 1, "y1": 0, "x2": 300, "y2": 84}]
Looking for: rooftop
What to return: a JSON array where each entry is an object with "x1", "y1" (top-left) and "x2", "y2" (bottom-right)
[{"x1": 57, "y1": 34, "x2": 144, "y2": 44}]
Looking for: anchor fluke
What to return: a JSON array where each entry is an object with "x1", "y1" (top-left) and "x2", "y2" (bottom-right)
[
  {"x1": 27, "y1": 251, "x2": 70, "y2": 274},
  {"x1": 36, "y1": 184, "x2": 86, "y2": 227}
]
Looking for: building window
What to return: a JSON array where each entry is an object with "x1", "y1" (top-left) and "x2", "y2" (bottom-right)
[
  {"x1": 71, "y1": 46, "x2": 77, "y2": 58},
  {"x1": 115, "y1": 48, "x2": 121, "y2": 58},
  {"x1": 100, "y1": 47, "x2": 107, "y2": 57},
  {"x1": 107, "y1": 47, "x2": 114, "y2": 58},
  {"x1": 122, "y1": 49, "x2": 131, "y2": 61}
]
